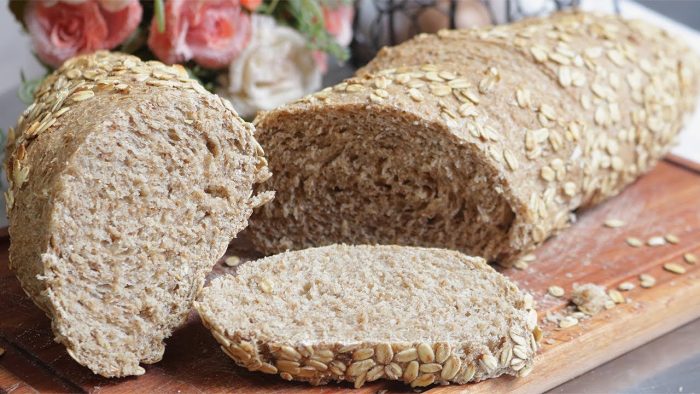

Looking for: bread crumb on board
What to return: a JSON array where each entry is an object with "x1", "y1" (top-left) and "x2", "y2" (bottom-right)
[{"x1": 571, "y1": 283, "x2": 612, "y2": 315}]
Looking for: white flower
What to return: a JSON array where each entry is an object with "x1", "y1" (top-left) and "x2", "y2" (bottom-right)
[{"x1": 220, "y1": 15, "x2": 322, "y2": 119}]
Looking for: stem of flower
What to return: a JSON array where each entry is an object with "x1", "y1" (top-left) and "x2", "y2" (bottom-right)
[{"x1": 154, "y1": 0, "x2": 166, "y2": 33}]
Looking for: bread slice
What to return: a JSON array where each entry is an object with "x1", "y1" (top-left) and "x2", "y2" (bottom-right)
[
  {"x1": 5, "y1": 52, "x2": 273, "y2": 377},
  {"x1": 196, "y1": 245, "x2": 539, "y2": 388},
  {"x1": 247, "y1": 12, "x2": 700, "y2": 265}
]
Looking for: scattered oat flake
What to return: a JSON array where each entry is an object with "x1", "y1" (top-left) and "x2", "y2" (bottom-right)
[
  {"x1": 0, "y1": 347, "x2": 4, "y2": 356},
  {"x1": 571, "y1": 311, "x2": 586, "y2": 320},
  {"x1": 559, "y1": 316, "x2": 579, "y2": 329},
  {"x1": 521, "y1": 254, "x2": 536, "y2": 262},
  {"x1": 639, "y1": 274, "x2": 656, "y2": 288},
  {"x1": 224, "y1": 256, "x2": 241, "y2": 267},
  {"x1": 664, "y1": 234, "x2": 680, "y2": 244},
  {"x1": 618, "y1": 282, "x2": 635, "y2": 291},
  {"x1": 663, "y1": 263, "x2": 686, "y2": 275},
  {"x1": 514, "y1": 260, "x2": 529, "y2": 270},
  {"x1": 626, "y1": 237, "x2": 643, "y2": 247},
  {"x1": 548, "y1": 285, "x2": 565, "y2": 297},
  {"x1": 608, "y1": 289, "x2": 625, "y2": 304},
  {"x1": 684, "y1": 253, "x2": 697, "y2": 264},
  {"x1": 647, "y1": 236, "x2": 666, "y2": 246},
  {"x1": 604, "y1": 218, "x2": 625, "y2": 228},
  {"x1": 640, "y1": 274, "x2": 655, "y2": 282}
]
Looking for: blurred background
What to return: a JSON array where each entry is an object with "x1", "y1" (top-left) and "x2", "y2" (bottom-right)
[{"x1": 639, "y1": 0, "x2": 700, "y2": 29}]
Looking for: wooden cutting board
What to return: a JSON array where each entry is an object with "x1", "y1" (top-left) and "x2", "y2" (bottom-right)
[{"x1": 1, "y1": 157, "x2": 699, "y2": 394}]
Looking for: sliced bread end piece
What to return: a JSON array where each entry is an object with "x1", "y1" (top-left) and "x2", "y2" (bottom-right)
[
  {"x1": 7, "y1": 52, "x2": 273, "y2": 377},
  {"x1": 196, "y1": 244, "x2": 539, "y2": 388}
]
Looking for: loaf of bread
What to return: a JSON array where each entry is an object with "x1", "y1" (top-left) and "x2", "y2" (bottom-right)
[
  {"x1": 196, "y1": 244, "x2": 539, "y2": 388},
  {"x1": 247, "y1": 11, "x2": 700, "y2": 263},
  {"x1": 4, "y1": 52, "x2": 273, "y2": 377}
]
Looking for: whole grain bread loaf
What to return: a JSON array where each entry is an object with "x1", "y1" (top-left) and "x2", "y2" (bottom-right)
[
  {"x1": 196, "y1": 244, "x2": 540, "y2": 388},
  {"x1": 4, "y1": 51, "x2": 273, "y2": 377},
  {"x1": 247, "y1": 11, "x2": 700, "y2": 263}
]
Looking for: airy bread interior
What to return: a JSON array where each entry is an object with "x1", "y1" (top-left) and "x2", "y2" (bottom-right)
[
  {"x1": 250, "y1": 105, "x2": 515, "y2": 259},
  {"x1": 201, "y1": 245, "x2": 526, "y2": 346},
  {"x1": 41, "y1": 95, "x2": 259, "y2": 376}
]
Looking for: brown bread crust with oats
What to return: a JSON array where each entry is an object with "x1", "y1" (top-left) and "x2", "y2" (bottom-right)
[
  {"x1": 247, "y1": 11, "x2": 700, "y2": 264},
  {"x1": 196, "y1": 244, "x2": 540, "y2": 388},
  {"x1": 4, "y1": 51, "x2": 273, "y2": 377}
]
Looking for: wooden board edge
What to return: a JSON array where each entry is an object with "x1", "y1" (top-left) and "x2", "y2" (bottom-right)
[
  {"x1": 665, "y1": 154, "x2": 700, "y2": 174},
  {"x1": 429, "y1": 273, "x2": 700, "y2": 394}
]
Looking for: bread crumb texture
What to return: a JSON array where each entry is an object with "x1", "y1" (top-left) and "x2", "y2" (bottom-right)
[
  {"x1": 5, "y1": 51, "x2": 273, "y2": 377},
  {"x1": 196, "y1": 244, "x2": 540, "y2": 387}
]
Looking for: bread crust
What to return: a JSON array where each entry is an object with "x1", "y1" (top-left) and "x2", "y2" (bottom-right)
[
  {"x1": 249, "y1": 11, "x2": 700, "y2": 264},
  {"x1": 5, "y1": 52, "x2": 273, "y2": 377}
]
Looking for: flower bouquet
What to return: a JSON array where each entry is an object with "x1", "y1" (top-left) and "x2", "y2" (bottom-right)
[{"x1": 8, "y1": 0, "x2": 354, "y2": 118}]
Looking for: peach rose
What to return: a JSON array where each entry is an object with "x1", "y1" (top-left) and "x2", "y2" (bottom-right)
[
  {"x1": 240, "y1": 0, "x2": 262, "y2": 12},
  {"x1": 24, "y1": 0, "x2": 142, "y2": 68},
  {"x1": 323, "y1": 4, "x2": 354, "y2": 47},
  {"x1": 147, "y1": 0, "x2": 251, "y2": 69}
]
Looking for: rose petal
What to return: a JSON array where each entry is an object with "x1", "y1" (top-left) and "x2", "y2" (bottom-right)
[
  {"x1": 25, "y1": 1, "x2": 108, "y2": 67},
  {"x1": 57, "y1": 0, "x2": 89, "y2": 4},
  {"x1": 147, "y1": 0, "x2": 190, "y2": 65},
  {"x1": 97, "y1": 0, "x2": 133, "y2": 12},
  {"x1": 312, "y1": 50, "x2": 328, "y2": 74},
  {"x1": 240, "y1": 0, "x2": 261, "y2": 12},
  {"x1": 148, "y1": 0, "x2": 250, "y2": 67},
  {"x1": 101, "y1": 0, "x2": 143, "y2": 48},
  {"x1": 187, "y1": 1, "x2": 251, "y2": 68},
  {"x1": 323, "y1": 5, "x2": 354, "y2": 47}
]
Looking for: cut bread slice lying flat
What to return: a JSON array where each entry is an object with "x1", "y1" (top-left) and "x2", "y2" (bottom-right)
[{"x1": 196, "y1": 245, "x2": 540, "y2": 388}]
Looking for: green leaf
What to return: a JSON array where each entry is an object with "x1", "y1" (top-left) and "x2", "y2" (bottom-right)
[
  {"x1": 276, "y1": 0, "x2": 350, "y2": 61},
  {"x1": 259, "y1": 0, "x2": 281, "y2": 14},
  {"x1": 0, "y1": 128, "x2": 6, "y2": 150},
  {"x1": 154, "y1": 0, "x2": 166, "y2": 33},
  {"x1": 185, "y1": 64, "x2": 222, "y2": 93},
  {"x1": 119, "y1": 27, "x2": 147, "y2": 54},
  {"x1": 18, "y1": 71, "x2": 45, "y2": 105}
]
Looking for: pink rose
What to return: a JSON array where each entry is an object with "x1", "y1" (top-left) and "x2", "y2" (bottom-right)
[
  {"x1": 312, "y1": 50, "x2": 328, "y2": 74},
  {"x1": 147, "y1": 0, "x2": 251, "y2": 69},
  {"x1": 25, "y1": 0, "x2": 142, "y2": 68},
  {"x1": 323, "y1": 4, "x2": 354, "y2": 47}
]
